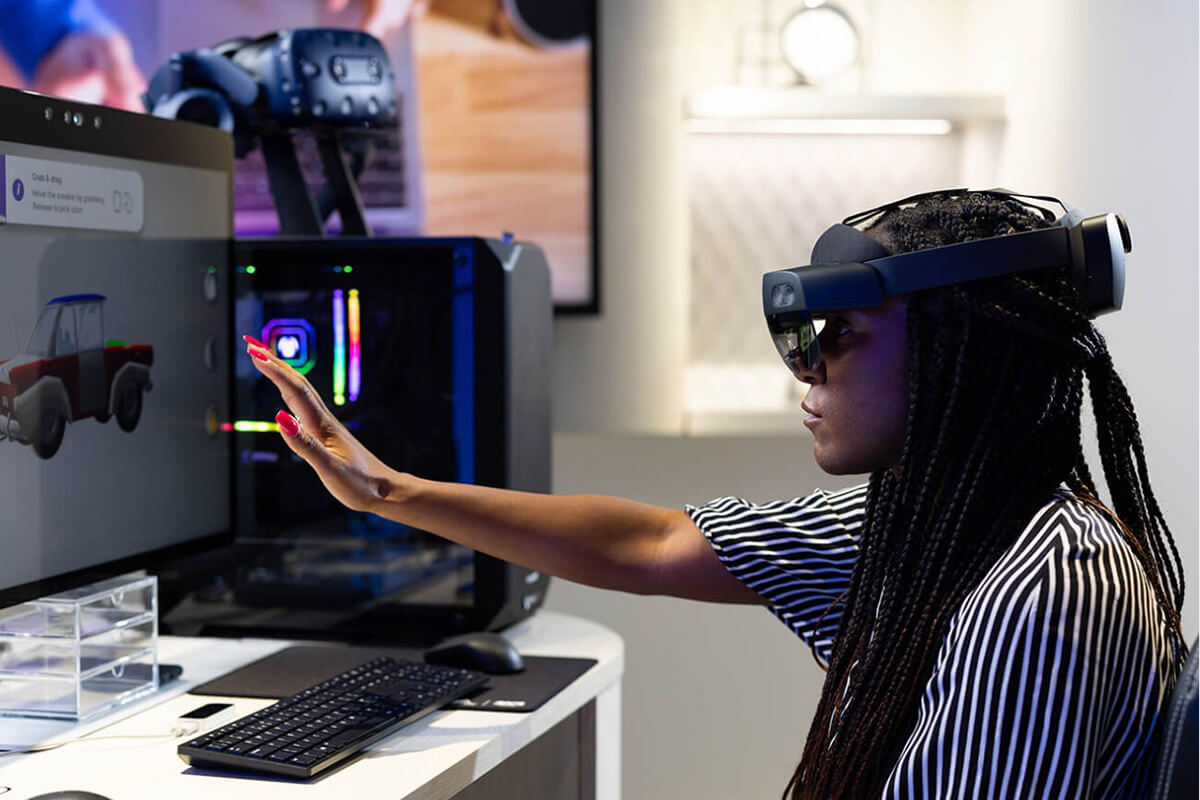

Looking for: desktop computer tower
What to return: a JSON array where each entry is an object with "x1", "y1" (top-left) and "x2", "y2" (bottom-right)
[{"x1": 159, "y1": 236, "x2": 553, "y2": 641}]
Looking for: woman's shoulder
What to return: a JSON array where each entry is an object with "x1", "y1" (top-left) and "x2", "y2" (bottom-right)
[
  {"x1": 687, "y1": 482, "x2": 869, "y2": 519},
  {"x1": 686, "y1": 483, "x2": 870, "y2": 536},
  {"x1": 966, "y1": 491, "x2": 1172, "y2": 641},
  {"x1": 1011, "y1": 490, "x2": 1144, "y2": 572}
]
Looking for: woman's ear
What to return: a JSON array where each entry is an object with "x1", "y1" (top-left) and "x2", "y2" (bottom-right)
[{"x1": 906, "y1": 289, "x2": 949, "y2": 317}]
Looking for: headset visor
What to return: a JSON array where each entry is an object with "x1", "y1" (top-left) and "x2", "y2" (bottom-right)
[{"x1": 769, "y1": 312, "x2": 825, "y2": 377}]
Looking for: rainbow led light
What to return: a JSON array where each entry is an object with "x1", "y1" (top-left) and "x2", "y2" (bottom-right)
[
  {"x1": 221, "y1": 421, "x2": 281, "y2": 433},
  {"x1": 333, "y1": 289, "x2": 346, "y2": 406},
  {"x1": 348, "y1": 289, "x2": 361, "y2": 403},
  {"x1": 262, "y1": 318, "x2": 317, "y2": 375}
]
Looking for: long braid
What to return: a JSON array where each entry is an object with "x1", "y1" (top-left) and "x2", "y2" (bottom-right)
[
  {"x1": 785, "y1": 191, "x2": 1186, "y2": 799},
  {"x1": 1085, "y1": 342, "x2": 1185, "y2": 628}
]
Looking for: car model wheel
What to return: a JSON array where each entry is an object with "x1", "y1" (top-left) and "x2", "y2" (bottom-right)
[
  {"x1": 116, "y1": 382, "x2": 143, "y2": 432},
  {"x1": 31, "y1": 408, "x2": 66, "y2": 459}
]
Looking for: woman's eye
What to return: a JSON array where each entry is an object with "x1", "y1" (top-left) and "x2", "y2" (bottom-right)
[{"x1": 832, "y1": 319, "x2": 853, "y2": 337}]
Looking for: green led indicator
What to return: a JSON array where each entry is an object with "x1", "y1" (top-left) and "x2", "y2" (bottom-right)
[
  {"x1": 246, "y1": 265, "x2": 257, "y2": 274},
  {"x1": 206, "y1": 266, "x2": 216, "y2": 274},
  {"x1": 344, "y1": 265, "x2": 353, "y2": 274},
  {"x1": 233, "y1": 420, "x2": 279, "y2": 433}
]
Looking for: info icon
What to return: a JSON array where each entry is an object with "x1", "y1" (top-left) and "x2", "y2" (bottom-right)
[
  {"x1": 12, "y1": 179, "x2": 24, "y2": 202},
  {"x1": 262, "y1": 318, "x2": 317, "y2": 375}
]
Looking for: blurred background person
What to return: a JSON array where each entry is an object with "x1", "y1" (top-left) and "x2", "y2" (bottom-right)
[
  {"x1": 0, "y1": 0, "x2": 145, "y2": 110},
  {"x1": 0, "y1": 0, "x2": 424, "y2": 111}
]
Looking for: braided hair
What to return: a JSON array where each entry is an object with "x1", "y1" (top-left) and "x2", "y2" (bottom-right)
[{"x1": 784, "y1": 191, "x2": 1186, "y2": 799}]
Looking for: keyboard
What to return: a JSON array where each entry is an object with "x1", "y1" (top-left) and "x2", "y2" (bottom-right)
[{"x1": 177, "y1": 657, "x2": 489, "y2": 779}]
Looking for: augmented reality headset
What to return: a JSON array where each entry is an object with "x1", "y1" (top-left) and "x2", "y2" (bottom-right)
[{"x1": 762, "y1": 189, "x2": 1131, "y2": 378}]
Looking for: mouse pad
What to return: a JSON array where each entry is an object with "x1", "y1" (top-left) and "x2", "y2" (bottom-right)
[{"x1": 190, "y1": 644, "x2": 597, "y2": 713}]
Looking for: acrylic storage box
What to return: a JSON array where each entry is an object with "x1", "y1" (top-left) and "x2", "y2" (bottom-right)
[{"x1": 0, "y1": 574, "x2": 159, "y2": 720}]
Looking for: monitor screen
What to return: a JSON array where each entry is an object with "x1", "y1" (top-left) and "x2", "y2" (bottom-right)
[
  {"x1": 227, "y1": 243, "x2": 479, "y2": 613},
  {"x1": 0, "y1": 87, "x2": 234, "y2": 606}
]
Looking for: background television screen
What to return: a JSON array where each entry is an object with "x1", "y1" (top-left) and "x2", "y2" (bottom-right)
[
  {"x1": 0, "y1": 91, "x2": 233, "y2": 605},
  {"x1": 25, "y1": 0, "x2": 599, "y2": 311}
]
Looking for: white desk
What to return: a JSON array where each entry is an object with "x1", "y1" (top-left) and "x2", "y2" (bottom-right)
[{"x1": 0, "y1": 611, "x2": 623, "y2": 800}]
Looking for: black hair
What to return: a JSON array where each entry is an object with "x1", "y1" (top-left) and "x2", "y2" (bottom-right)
[{"x1": 785, "y1": 190, "x2": 1186, "y2": 799}]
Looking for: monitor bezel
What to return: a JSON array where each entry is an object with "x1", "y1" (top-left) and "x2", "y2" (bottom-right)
[
  {"x1": 553, "y1": 0, "x2": 601, "y2": 315},
  {"x1": 0, "y1": 86, "x2": 238, "y2": 608}
]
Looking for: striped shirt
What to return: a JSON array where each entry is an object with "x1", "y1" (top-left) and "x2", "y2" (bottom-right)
[{"x1": 686, "y1": 484, "x2": 1184, "y2": 799}]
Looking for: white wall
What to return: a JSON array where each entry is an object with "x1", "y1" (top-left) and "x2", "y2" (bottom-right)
[
  {"x1": 545, "y1": 2, "x2": 1198, "y2": 798},
  {"x1": 960, "y1": 0, "x2": 1199, "y2": 641},
  {"x1": 549, "y1": 0, "x2": 687, "y2": 433}
]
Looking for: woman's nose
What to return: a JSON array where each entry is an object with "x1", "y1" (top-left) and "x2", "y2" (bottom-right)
[{"x1": 796, "y1": 359, "x2": 826, "y2": 385}]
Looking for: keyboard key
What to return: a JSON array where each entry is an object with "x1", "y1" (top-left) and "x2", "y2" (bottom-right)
[{"x1": 288, "y1": 753, "x2": 322, "y2": 767}]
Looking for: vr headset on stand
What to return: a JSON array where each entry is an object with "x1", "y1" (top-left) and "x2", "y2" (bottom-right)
[{"x1": 143, "y1": 28, "x2": 397, "y2": 236}]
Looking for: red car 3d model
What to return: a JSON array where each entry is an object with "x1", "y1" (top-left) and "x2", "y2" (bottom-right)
[{"x1": 0, "y1": 294, "x2": 153, "y2": 459}]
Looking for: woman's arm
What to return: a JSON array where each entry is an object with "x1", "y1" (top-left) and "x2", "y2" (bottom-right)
[{"x1": 246, "y1": 341, "x2": 763, "y2": 603}]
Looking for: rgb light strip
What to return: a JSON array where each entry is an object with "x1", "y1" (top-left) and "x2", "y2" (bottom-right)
[
  {"x1": 348, "y1": 289, "x2": 361, "y2": 403},
  {"x1": 333, "y1": 289, "x2": 346, "y2": 406},
  {"x1": 221, "y1": 421, "x2": 280, "y2": 433}
]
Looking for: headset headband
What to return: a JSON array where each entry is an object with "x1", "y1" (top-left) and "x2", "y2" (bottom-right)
[{"x1": 764, "y1": 191, "x2": 1130, "y2": 325}]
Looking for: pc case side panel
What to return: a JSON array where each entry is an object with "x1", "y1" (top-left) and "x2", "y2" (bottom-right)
[
  {"x1": 502, "y1": 241, "x2": 552, "y2": 495},
  {"x1": 470, "y1": 238, "x2": 553, "y2": 631},
  {"x1": 505, "y1": 241, "x2": 553, "y2": 621}
]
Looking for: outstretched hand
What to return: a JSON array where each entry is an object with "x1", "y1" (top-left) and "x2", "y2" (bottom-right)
[
  {"x1": 325, "y1": 0, "x2": 431, "y2": 39},
  {"x1": 244, "y1": 336, "x2": 396, "y2": 513}
]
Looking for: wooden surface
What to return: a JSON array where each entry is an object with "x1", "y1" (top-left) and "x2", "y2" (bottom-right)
[{"x1": 413, "y1": 8, "x2": 591, "y2": 302}]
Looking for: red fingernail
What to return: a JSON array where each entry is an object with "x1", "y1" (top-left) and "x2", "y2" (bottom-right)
[
  {"x1": 275, "y1": 410, "x2": 299, "y2": 437},
  {"x1": 243, "y1": 334, "x2": 268, "y2": 349},
  {"x1": 248, "y1": 346, "x2": 271, "y2": 362}
]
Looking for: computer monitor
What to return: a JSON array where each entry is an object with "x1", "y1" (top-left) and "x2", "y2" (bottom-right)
[{"x1": 0, "y1": 86, "x2": 235, "y2": 607}]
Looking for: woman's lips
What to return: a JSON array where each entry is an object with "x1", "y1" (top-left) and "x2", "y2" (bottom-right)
[{"x1": 802, "y1": 402, "x2": 823, "y2": 428}]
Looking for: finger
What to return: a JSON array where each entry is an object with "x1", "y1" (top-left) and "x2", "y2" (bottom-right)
[
  {"x1": 273, "y1": 409, "x2": 337, "y2": 476},
  {"x1": 362, "y1": 0, "x2": 414, "y2": 38},
  {"x1": 326, "y1": 0, "x2": 353, "y2": 12},
  {"x1": 103, "y1": 55, "x2": 147, "y2": 112},
  {"x1": 249, "y1": 346, "x2": 328, "y2": 425},
  {"x1": 274, "y1": 409, "x2": 369, "y2": 508},
  {"x1": 246, "y1": 345, "x2": 331, "y2": 429}
]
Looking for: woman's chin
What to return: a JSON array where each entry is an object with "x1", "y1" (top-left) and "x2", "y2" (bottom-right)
[{"x1": 812, "y1": 443, "x2": 884, "y2": 477}]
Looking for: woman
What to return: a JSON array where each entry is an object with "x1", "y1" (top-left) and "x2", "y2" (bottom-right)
[{"x1": 245, "y1": 190, "x2": 1187, "y2": 798}]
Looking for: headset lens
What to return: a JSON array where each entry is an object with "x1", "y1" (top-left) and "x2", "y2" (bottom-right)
[{"x1": 771, "y1": 316, "x2": 824, "y2": 376}]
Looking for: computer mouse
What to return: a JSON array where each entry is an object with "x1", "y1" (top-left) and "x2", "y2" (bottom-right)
[
  {"x1": 27, "y1": 792, "x2": 113, "y2": 800},
  {"x1": 424, "y1": 631, "x2": 525, "y2": 675}
]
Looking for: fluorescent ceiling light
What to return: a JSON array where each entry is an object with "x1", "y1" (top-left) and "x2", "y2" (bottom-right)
[{"x1": 684, "y1": 118, "x2": 954, "y2": 135}]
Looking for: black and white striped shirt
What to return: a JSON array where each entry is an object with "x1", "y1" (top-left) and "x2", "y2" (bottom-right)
[{"x1": 687, "y1": 484, "x2": 1184, "y2": 799}]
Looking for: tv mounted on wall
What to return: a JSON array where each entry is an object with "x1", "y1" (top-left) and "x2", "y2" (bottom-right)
[{"x1": 21, "y1": 0, "x2": 601, "y2": 313}]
